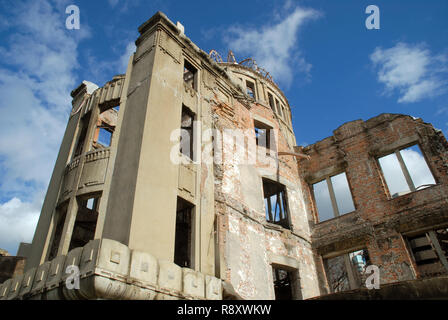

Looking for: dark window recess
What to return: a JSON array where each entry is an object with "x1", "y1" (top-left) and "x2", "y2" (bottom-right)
[
  {"x1": 407, "y1": 229, "x2": 448, "y2": 278},
  {"x1": 325, "y1": 254, "x2": 350, "y2": 293},
  {"x1": 48, "y1": 204, "x2": 68, "y2": 261},
  {"x1": 268, "y1": 93, "x2": 276, "y2": 113},
  {"x1": 438, "y1": 229, "x2": 448, "y2": 259},
  {"x1": 174, "y1": 197, "x2": 194, "y2": 268},
  {"x1": 263, "y1": 178, "x2": 290, "y2": 229},
  {"x1": 68, "y1": 196, "x2": 100, "y2": 251},
  {"x1": 273, "y1": 267, "x2": 293, "y2": 300},
  {"x1": 184, "y1": 60, "x2": 197, "y2": 90},
  {"x1": 246, "y1": 81, "x2": 256, "y2": 99},
  {"x1": 73, "y1": 112, "x2": 91, "y2": 157},
  {"x1": 180, "y1": 106, "x2": 194, "y2": 160}
]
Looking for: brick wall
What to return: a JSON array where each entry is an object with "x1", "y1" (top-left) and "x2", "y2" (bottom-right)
[
  {"x1": 299, "y1": 113, "x2": 448, "y2": 291},
  {"x1": 0, "y1": 256, "x2": 26, "y2": 284}
]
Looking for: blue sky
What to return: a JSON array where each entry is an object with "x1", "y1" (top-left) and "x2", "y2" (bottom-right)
[{"x1": 0, "y1": 0, "x2": 447, "y2": 254}]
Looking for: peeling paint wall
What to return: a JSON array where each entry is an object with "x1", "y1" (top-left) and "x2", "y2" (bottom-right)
[{"x1": 211, "y1": 64, "x2": 320, "y2": 299}]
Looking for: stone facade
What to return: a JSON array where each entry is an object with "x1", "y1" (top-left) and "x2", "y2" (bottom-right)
[
  {"x1": 0, "y1": 254, "x2": 25, "y2": 285},
  {"x1": 1, "y1": 12, "x2": 447, "y2": 300}
]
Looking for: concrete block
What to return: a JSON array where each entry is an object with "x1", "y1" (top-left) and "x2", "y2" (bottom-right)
[
  {"x1": 7, "y1": 275, "x2": 24, "y2": 300},
  {"x1": 129, "y1": 250, "x2": 158, "y2": 287},
  {"x1": 76, "y1": 239, "x2": 130, "y2": 300},
  {"x1": 79, "y1": 239, "x2": 100, "y2": 277},
  {"x1": 19, "y1": 267, "x2": 36, "y2": 297},
  {"x1": 156, "y1": 261, "x2": 182, "y2": 300},
  {"x1": 183, "y1": 268, "x2": 205, "y2": 298},
  {"x1": 45, "y1": 255, "x2": 66, "y2": 290},
  {"x1": 0, "y1": 279, "x2": 12, "y2": 300},
  {"x1": 205, "y1": 275, "x2": 222, "y2": 300},
  {"x1": 45, "y1": 287, "x2": 65, "y2": 300},
  {"x1": 61, "y1": 247, "x2": 84, "y2": 300},
  {"x1": 63, "y1": 247, "x2": 83, "y2": 281},
  {"x1": 96, "y1": 239, "x2": 130, "y2": 280},
  {"x1": 30, "y1": 261, "x2": 51, "y2": 295},
  {"x1": 123, "y1": 284, "x2": 157, "y2": 300},
  {"x1": 78, "y1": 275, "x2": 128, "y2": 300}
]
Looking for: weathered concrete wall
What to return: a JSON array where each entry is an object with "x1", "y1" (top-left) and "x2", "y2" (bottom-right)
[
  {"x1": 212, "y1": 65, "x2": 320, "y2": 299},
  {"x1": 313, "y1": 275, "x2": 448, "y2": 300}
]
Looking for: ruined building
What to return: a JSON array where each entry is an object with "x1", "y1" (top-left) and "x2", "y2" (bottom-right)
[{"x1": 1, "y1": 12, "x2": 447, "y2": 300}]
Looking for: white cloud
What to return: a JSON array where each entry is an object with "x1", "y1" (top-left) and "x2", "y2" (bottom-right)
[
  {"x1": 401, "y1": 147, "x2": 436, "y2": 189},
  {"x1": 0, "y1": 0, "x2": 88, "y2": 252},
  {"x1": 119, "y1": 42, "x2": 136, "y2": 72},
  {"x1": 108, "y1": 0, "x2": 119, "y2": 8},
  {"x1": 107, "y1": 0, "x2": 144, "y2": 12},
  {"x1": 331, "y1": 173, "x2": 355, "y2": 215},
  {"x1": 314, "y1": 147, "x2": 435, "y2": 222},
  {"x1": 378, "y1": 153, "x2": 409, "y2": 195},
  {"x1": 436, "y1": 106, "x2": 448, "y2": 116},
  {"x1": 0, "y1": 198, "x2": 40, "y2": 254},
  {"x1": 370, "y1": 42, "x2": 448, "y2": 103},
  {"x1": 378, "y1": 146, "x2": 436, "y2": 196},
  {"x1": 225, "y1": 5, "x2": 321, "y2": 86},
  {"x1": 313, "y1": 173, "x2": 355, "y2": 222}
]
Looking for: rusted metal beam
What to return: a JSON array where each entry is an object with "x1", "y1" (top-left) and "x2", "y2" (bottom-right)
[{"x1": 278, "y1": 151, "x2": 311, "y2": 160}]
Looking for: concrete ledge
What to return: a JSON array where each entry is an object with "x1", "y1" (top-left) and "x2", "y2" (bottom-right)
[
  {"x1": 0, "y1": 238, "x2": 228, "y2": 300},
  {"x1": 311, "y1": 276, "x2": 448, "y2": 300}
]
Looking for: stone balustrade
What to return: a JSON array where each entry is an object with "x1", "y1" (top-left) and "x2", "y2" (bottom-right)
[{"x1": 0, "y1": 238, "x2": 225, "y2": 300}]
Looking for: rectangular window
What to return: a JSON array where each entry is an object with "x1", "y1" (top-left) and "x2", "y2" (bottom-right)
[
  {"x1": 313, "y1": 172, "x2": 355, "y2": 222},
  {"x1": 324, "y1": 249, "x2": 370, "y2": 293},
  {"x1": 246, "y1": 80, "x2": 256, "y2": 99},
  {"x1": 275, "y1": 99, "x2": 283, "y2": 118},
  {"x1": 175, "y1": 197, "x2": 194, "y2": 268},
  {"x1": 378, "y1": 144, "x2": 436, "y2": 198},
  {"x1": 48, "y1": 203, "x2": 68, "y2": 260},
  {"x1": 94, "y1": 108, "x2": 117, "y2": 150},
  {"x1": 73, "y1": 112, "x2": 91, "y2": 157},
  {"x1": 406, "y1": 228, "x2": 448, "y2": 278},
  {"x1": 97, "y1": 127, "x2": 113, "y2": 147},
  {"x1": 69, "y1": 196, "x2": 100, "y2": 251},
  {"x1": 183, "y1": 60, "x2": 197, "y2": 90},
  {"x1": 254, "y1": 120, "x2": 275, "y2": 152},
  {"x1": 268, "y1": 92, "x2": 276, "y2": 113},
  {"x1": 272, "y1": 267, "x2": 293, "y2": 300},
  {"x1": 180, "y1": 106, "x2": 194, "y2": 160},
  {"x1": 263, "y1": 178, "x2": 290, "y2": 229}
]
